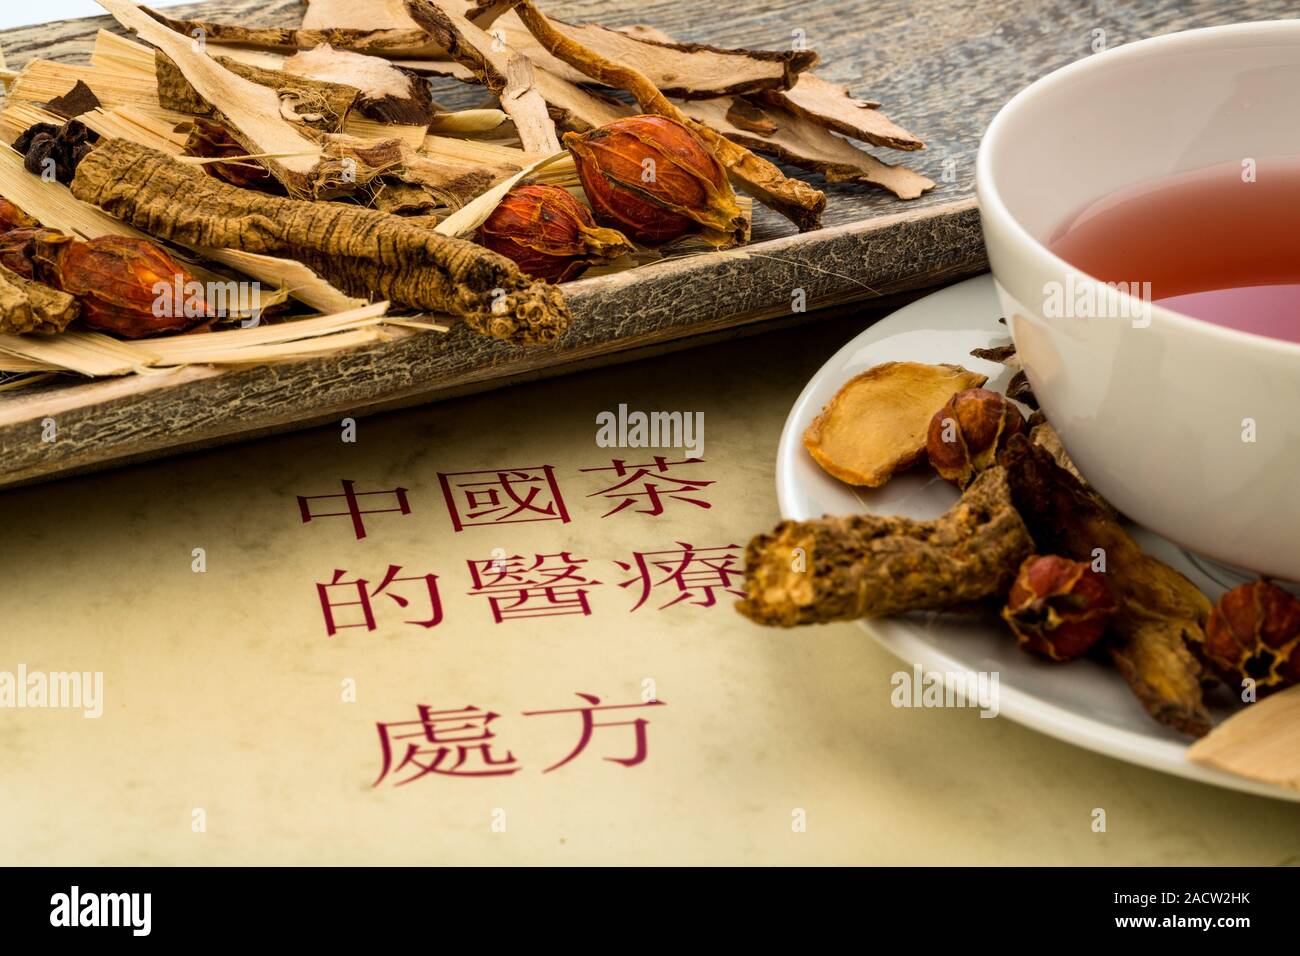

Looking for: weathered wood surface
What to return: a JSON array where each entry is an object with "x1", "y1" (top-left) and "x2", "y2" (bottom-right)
[{"x1": 0, "y1": 0, "x2": 1292, "y2": 488}]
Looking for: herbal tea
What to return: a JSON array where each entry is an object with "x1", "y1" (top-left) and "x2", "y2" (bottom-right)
[{"x1": 1047, "y1": 159, "x2": 1300, "y2": 343}]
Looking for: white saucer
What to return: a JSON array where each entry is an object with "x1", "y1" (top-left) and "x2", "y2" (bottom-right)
[{"x1": 776, "y1": 274, "x2": 1300, "y2": 803}]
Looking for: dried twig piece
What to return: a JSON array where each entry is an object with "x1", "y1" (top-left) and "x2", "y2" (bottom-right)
[
  {"x1": 71, "y1": 138, "x2": 570, "y2": 344},
  {"x1": 497, "y1": 0, "x2": 826, "y2": 230},
  {"x1": 737, "y1": 466, "x2": 1033, "y2": 626},
  {"x1": 680, "y1": 97, "x2": 934, "y2": 200},
  {"x1": 0, "y1": 261, "x2": 79, "y2": 334},
  {"x1": 999, "y1": 434, "x2": 1213, "y2": 736}
]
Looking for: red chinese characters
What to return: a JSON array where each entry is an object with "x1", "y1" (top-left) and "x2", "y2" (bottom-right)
[
  {"x1": 438, "y1": 466, "x2": 570, "y2": 532},
  {"x1": 466, "y1": 551, "x2": 600, "y2": 622},
  {"x1": 373, "y1": 693, "x2": 666, "y2": 785},
  {"x1": 617, "y1": 541, "x2": 747, "y2": 610},
  {"x1": 317, "y1": 565, "x2": 443, "y2": 636},
  {"x1": 374, "y1": 705, "x2": 520, "y2": 784},
  {"x1": 579, "y1": 456, "x2": 714, "y2": 517},
  {"x1": 297, "y1": 479, "x2": 411, "y2": 540}
]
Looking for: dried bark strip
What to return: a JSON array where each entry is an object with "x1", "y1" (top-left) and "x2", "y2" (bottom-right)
[
  {"x1": 464, "y1": 5, "x2": 817, "y2": 99},
  {"x1": 281, "y1": 45, "x2": 438, "y2": 125},
  {"x1": 499, "y1": 0, "x2": 826, "y2": 231},
  {"x1": 0, "y1": 261, "x2": 79, "y2": 334},
  {"x1": 999, "y1": 434, "x2": 1212, "y2": 736},
  {"x1": 142, "y1": 6, "x2": 445, "y2": 58},
  {"x1": 155, "y1": 51, "x2": 359, "y2": 132},
  {"x1": 737, "y1": 466, "x2": 1033, "y2": 626},
  {"x1": 71, "y1": 139, "x2": 570, "y2": 344},
  {"x1": 401, "y1": 1, "x2": 560, "y2": 154},
  {"x1": 758, "y1": 76, "x2": 924, "y2": 152},
  {"x1": 680, "y1": 96, "x2": 934, "y2": 200}
]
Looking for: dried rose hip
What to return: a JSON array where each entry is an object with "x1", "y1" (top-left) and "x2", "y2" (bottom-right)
[
  {"x1": 42, "y1": 235, "x2": 208, "y2": 338},
  {"x1": 564, "y1": 114, "x2": 742, "y2": 245},
  {"x1": 479, "y1": 183, "x2": 631, "y2": 282},
  {"x1": 1204, "y1": 579, "x2": 1300, "y2": 693},
  {"x1": 1002, "y1": 555, "x2": 1117, "y2": 661},
  {"x1": 927, "y1": 387, "x2": 1026, "y2": 488}
]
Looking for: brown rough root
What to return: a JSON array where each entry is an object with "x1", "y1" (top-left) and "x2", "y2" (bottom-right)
[
  {"x1": 0, "y1": 260, "x2": 79, "y2": 334},
  {"x1": 999, "y1": 434, "x2": 1213, "y2": 736},
  {"x1": 736, "y1": 466, "x2": 1033, "y2": 626},
  {"x1": 155, "y1": 51, "x2": 360, "y2": 132},
  {"x1": 69, "y1": 139, "x2": 569, "y2": 345},
  {"x1": 500, "y1": 0, "x2": 826, "y2": 231}
]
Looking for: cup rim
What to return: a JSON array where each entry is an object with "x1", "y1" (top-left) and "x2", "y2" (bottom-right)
[{"x1": 975, "y1": 19, "x2": 1300, "y2": 357}]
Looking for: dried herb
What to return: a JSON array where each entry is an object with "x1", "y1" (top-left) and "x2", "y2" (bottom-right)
[
  {"x1": 39, "y1": 234, "x2": 208, "y2": 339},
  {"x1": 1003, "y1": 554, "x2": 1117, "y2": 661},
  {"x1": 1204, "y1": 580, "x2": 1300, "y2": 694},
  {"x1": 999, "y1": 434, "x2": 1213, "y2": 736},
  {"x1": 13, "y1": 120, "x2": 100, "y2": 186},
  {"x1": 181, "y1": 118, "x2": 285, "y2": 194},
  {"x1": 70, "y1": 138, "x2": 570, "y2": 344},
  {"x1": 803, "y1": 362, "x2": 986, "y2": 487},
  {"x1": 0, "y1": 261, "x2": 79, "y2": 334},
  {"x1": 499, "y1": 0, "x2": 827, "y2": 230},
  {"x1": 927, "y1": 387, "x2": 1027, "y2": 488},
  {"x1": 565, "y1": 115, "x2": 746, "y2": 246},
  {"x1": 155, "y1": 51, "x2": 359, "y2": 133},
  {"x1": 45, "y1": 79, "x2": 103, "y2": 120},
  {"x1": 479, "y1": 183, "x2": 631, "y2": 282},
  {"x1": 681, "y1": 96, "x2": 934, "y2": 200},
  {"x1": 282, "y1": 44, "x2": 438, "y2": 125},
  {"x1": 737, "y1": 466, "x2": 1033, "y2": 626}
]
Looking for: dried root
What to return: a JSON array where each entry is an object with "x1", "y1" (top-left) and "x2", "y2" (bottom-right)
[
  {"x1": 999, "y1": 434, "x2": 1213, "y2": 736},
  {"x1": 70, "y1": 138, "x2": 569, "y2": 344},
  {"x1": 737, "y1": 466, "x2": 1033, "y2": 626}
]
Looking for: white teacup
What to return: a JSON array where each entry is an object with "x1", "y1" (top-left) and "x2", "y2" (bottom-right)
[{"x1": 976, "y1": 21, "x2": 1300, "y2": 581}]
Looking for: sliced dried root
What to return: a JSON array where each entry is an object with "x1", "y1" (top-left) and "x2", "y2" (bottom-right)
[{"x1": 803, "y1": 362, "x2": 986, "y2": 487}]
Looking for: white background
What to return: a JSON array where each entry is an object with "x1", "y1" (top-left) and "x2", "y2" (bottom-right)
[{"x1": 0, "y1": 1, "x2": 194, "y2": 31}]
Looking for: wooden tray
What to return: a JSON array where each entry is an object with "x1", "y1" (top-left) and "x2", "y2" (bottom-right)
[{"x1": 0, "y1": 0, "x2": 1281, "y2": 488}]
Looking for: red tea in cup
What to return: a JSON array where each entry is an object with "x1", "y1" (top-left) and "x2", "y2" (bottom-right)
[{"x1": 1047, "y1": 159, "x2": 1300, "y2": 343}]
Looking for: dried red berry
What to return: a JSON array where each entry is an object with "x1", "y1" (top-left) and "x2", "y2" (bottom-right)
[
  {"x1": 43, "y1": 236, "x2": 208, "y2": 338},
  {"x1": 927, "y1": 388, "x2": 1026, "y2": 488},
  {"x1": 1204, "y1": 579, "x2": 1300, "y2": 694},
  {"x1": 564, "y1": 114, "x2": 744, "y2": 245},
  {"x1": 1002, "y1": 555, "x2": 1116, "y2": 661},
  {"x1": 479, "y1": 183, "x2": 631, "y2": 282}
]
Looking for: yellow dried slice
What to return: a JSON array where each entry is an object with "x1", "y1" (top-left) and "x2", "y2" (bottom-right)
[{"x1": 803, "y1": 361, "x2": 987, "y2": 487}]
